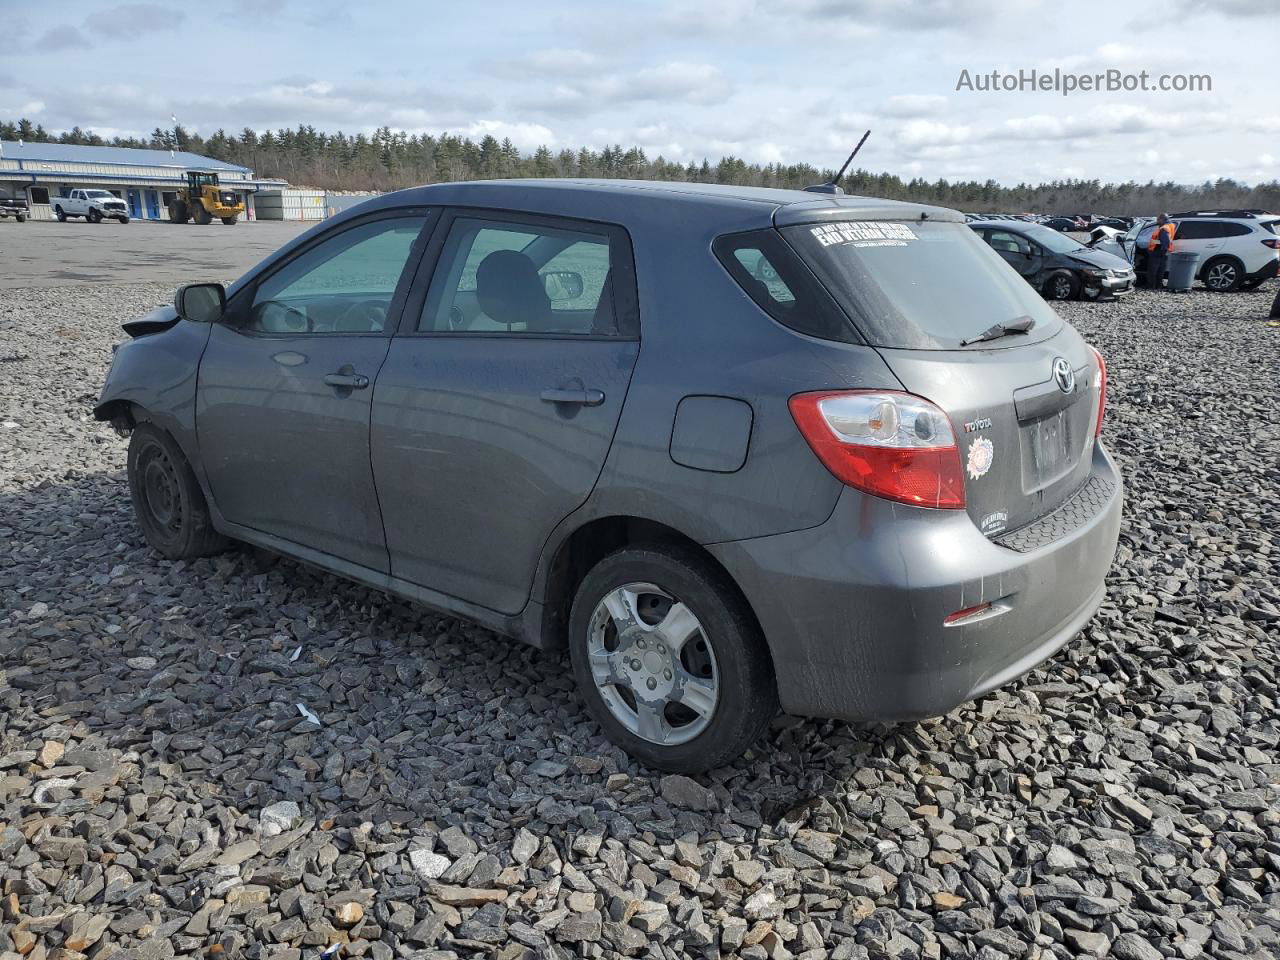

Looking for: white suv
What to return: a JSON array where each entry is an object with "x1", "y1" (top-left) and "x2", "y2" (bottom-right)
[{"x1": 1126, "y1": 211, "x2": 1280, "y2": 291}]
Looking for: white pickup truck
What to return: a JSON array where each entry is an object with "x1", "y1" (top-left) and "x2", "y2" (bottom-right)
[{"x1": 54, "y1": 189, "x2": 130, "y2": 224}]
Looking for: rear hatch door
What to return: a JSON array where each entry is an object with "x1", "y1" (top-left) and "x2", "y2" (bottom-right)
[
  {"x1": 781, "y1": 215, "x2": 1101, "y2": 536},
  {"x1": 874, "y1": 336, "x2": 1098, "y2": 535}
]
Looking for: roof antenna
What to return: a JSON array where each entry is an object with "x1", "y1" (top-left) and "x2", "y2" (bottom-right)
[{"x1": 804, "y1": 130, "x2": 870, "y2": 195}]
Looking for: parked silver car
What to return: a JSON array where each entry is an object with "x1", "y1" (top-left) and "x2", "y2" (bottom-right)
[{"x1": 96, "y1": 180, "x2": 1123, "y2": 771}]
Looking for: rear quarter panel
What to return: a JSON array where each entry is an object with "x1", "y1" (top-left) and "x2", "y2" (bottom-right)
[{"x1": 554, "y1": 203, "x2": 904, "y2": 547}]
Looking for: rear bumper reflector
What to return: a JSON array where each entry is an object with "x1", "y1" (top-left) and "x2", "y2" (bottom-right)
[{"x1": 943, "y1": 599, "x2": 1012, "y2": 627}]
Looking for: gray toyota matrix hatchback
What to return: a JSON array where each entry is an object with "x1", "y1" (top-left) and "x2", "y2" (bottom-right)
[{"x1": 96, "y1": 180, "x2": 1123, "y2": 772}]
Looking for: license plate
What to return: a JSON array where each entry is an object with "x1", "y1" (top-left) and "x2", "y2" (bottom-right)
[{"x1": 1030, "y1": 413, "x2": 1073, "y2": 480}]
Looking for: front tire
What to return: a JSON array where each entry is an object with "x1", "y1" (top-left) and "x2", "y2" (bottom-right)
[
  {"x1": 1043, "y1": 270, "x2": 1080, "y2": 301},
  {"x1": 568, "y1": 546, "x2": 777, "y2": 772},
  {"x1": 15, "y1": 214, "x2": 25, "y2": 223},
  {"x1": 127, "y1": 423, "x2": 228, "y2": 560},
  {"x1": 192, "y1": 203, "x2": 212, "y2": 225},
  {"x1": 221, "y1": 215, "x2": 239, "y2": 225},
  {"x1": 55, "y1": 206, "x2": 66, "y2": 222},
  {"x1": 118, "y1": 216, "x2": 129, "y2": 224}
]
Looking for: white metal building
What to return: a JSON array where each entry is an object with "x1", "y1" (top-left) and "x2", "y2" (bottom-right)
[{"x1": 0, "y1": 141, "x2": 284, "y2": 221}]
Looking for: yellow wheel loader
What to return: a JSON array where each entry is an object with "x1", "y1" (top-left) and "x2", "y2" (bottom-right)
[{"x1": 168, "y1": 171, "x2": 245, "y2": 225}]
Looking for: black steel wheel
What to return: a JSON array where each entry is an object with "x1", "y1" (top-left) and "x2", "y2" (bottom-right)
[{"x1": 127, "y1": 423, "x2": 228, "y2": 560}]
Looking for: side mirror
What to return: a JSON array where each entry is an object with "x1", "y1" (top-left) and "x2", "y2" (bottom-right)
[
  {"x1": 542, "y1": 270, "x2": 584, "y2": 303},
  {"x1": 174, "y1": 283, "x2": 226, "y2": 323}
]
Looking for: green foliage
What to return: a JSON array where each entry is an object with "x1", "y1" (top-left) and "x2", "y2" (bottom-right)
[{"x1": 4, "y1": 117, "x2": 1278, "y2": 215}]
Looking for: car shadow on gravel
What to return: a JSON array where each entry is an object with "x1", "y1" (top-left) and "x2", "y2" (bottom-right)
[{"x1": 2, "y1": 470, "x2": 912, "y2": 824}]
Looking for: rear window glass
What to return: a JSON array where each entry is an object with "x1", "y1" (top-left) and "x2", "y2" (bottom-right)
[{"x1": 782, "y1": 220, "x2": 1061, "y2": 350}]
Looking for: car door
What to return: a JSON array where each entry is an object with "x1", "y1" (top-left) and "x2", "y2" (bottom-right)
[
  {"x1": 986, "y1": 229, "x2": 1041, "y2": 280},
  {"x1": 372, "y1": 210, "x2": 641, "y2": 614},
  {"x1": 197, "y1": 211, "x2": 434, "y2": 571}
]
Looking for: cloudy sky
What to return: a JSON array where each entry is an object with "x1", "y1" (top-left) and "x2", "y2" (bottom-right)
[{"x1": 2, "y1": 0, "x2": 1276, "y2": 185}]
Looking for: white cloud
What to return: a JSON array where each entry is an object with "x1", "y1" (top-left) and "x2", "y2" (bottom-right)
[
  {"x1": 35, "y1": 26, "x2": 90, "y2": 51},
  {"x1": 897, "y1": 119, "x2": 972, "y2": 147},
  {"x1": 455, "y1": 120, "x2": 556, "y2": 150},
  {"x1": 84, "y1": 4, "x2": 185, "y2": 38},
  {"x1": 521, "y1": 49, "x2": 601, "y2": 74},
  {"x1": 884, "y1": 94, "x2": 948, "y2": 117}
]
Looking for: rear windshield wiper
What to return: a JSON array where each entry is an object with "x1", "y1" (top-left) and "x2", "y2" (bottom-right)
[{"x1": 960, "y1": 316, "x2": 1036, "y2": 347}]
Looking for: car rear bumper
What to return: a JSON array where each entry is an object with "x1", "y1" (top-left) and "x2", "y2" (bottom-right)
[
  {"x1": 708, "y1": 443, "x2": 1123, "y2": 722},
  {"x1": 1246, "y1": 258, "x2": 1279, "y2": 284}
]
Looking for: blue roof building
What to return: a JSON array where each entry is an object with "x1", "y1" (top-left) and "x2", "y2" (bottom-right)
[{"x1": 0, "y1": 140, "x2": 285, "y2": 221}]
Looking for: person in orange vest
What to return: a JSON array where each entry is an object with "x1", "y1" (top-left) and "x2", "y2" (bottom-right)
[{"x1": 1146, "y1": 213, "x2": 1176, "y2": 290}]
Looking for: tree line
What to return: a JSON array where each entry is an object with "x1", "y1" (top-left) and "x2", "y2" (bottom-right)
[{"x1": 4, "y1": 117, "x2": 1277, "y2": 216}]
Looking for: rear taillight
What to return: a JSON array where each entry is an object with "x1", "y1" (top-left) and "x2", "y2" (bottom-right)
[
  {"x1": 1089, "y1": 346, "x2": 1107, "y2": 438},
  {"x1": 1262, "y1": 238, "x2": 1280, "y2": 249},
  {"x1": 789, "y1": 391, "x2": 965, "y2": 509}
]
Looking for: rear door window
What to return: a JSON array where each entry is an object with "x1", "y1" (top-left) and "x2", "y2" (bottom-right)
[
  {"x1": 782, "y1": 220, "x2": 1061, "y2": 350},
  {"x1": 418, "y1": 216, "x2": 635, "y2": 337}
]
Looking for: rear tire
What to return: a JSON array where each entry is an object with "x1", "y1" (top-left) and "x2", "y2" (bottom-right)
[
  {"x1": 221, "y1": 215, "x2": 238, "y2": 225},
  {"x1": 15, "y1": 214, "x2": 24, "y2": 223},
  {"x1": 1043, "y1": 270, "x2": 1080, "y2": 301},
  {"x1": 169, "y1": 200, "x2": 189, "y2": 223},
  {"x1": 568, "y1": 545, "x2": 778, "y2": 772},
  {"x1": 127, "y1": 423, "x2": 228, "y2": 560},
  {"x1": 192, "y1": 203, "x2": 212, "y2": 225},
  {"x1": 1201, "y1": 257, "x2": 1242, "y2": 292}
]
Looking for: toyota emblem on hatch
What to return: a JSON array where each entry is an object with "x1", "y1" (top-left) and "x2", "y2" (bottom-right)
[{"x1": 1052, "y1": 357, "x2": 1075, "y2": 394}]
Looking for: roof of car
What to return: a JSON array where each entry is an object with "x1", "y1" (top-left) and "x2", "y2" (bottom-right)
[
  {"x1": 373, "y1": 178, "x2": 966, "y2": 227},
  {"x1": 966, "y1": 219, "x2": 1044, "y2": 230}
]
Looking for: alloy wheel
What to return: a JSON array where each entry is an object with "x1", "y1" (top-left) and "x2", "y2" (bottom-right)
[
  {"x1": 1206, "y1": 263, "x2": 1237, "y2": 290},
  {"x1": 1053, "y1": 276, "x2": 1072, "y2": 299},
  {"x1": 586, "y1": 582, "x2": 719, "y2": 746}
]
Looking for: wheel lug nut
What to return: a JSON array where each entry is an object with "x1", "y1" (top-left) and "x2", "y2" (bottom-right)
[
  {"x1": 647, "y1": 678, "x2": 657, "y2": 690},
  {"x1": 664, "y1": 669, "x2": 672, "y2": 680},
  {"x1": 637, "y1": 639, "x2": 646, "y2": 649}
]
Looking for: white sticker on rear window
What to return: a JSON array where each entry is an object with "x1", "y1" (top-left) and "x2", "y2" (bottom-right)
[{"x1": 809, "y1": 221, "x2": 918, "y2": 248}]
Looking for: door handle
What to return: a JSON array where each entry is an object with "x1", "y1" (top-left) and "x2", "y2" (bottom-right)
[
  {"x1": 540, "y1": 387, "x2": 605, "y2": 407},
  {"x1": 324, "y1": 372, "x2": 369, "y2": 389}
]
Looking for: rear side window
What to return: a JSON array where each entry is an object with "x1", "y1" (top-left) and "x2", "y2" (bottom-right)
[
  {"x1": 419, "y1": 217, "x2": 634, "y2": 336},
  {"x1": 713, "y1": 229, "x2": 857, "y2": 343},
  {"x1": 782, "y1": 220, "x2": 1061, "y2": 350},
  {"x1": 1176, "y1": 220, "x2": 1250, "y2": 240}
]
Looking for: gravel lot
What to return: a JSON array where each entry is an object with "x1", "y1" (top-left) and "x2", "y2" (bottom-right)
[{"x1": 2, "y1": 276, "x2": 1279, "y2": 960}]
